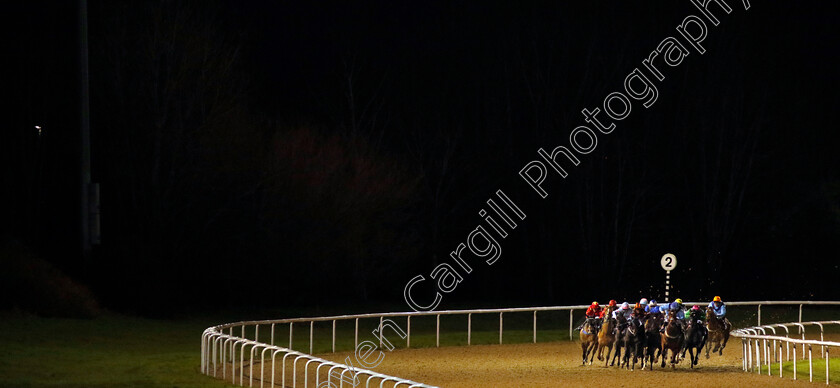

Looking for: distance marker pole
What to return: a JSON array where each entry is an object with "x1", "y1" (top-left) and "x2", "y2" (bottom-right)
[{"x1": 660, "y1": 253, "x2": 677, "y2": 303}]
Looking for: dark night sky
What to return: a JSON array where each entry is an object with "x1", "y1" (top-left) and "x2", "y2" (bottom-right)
[{"x1": 4, "y1": 1, "x2": 840, "y2": 315}]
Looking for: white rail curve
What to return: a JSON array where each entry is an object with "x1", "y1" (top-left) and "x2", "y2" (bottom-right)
[
  {"x1": 734, "y1": 319, "x2": 840, "y2": 384},
  {"x1": 201, "y1": 300, "x2": 840, "y2": 387}
]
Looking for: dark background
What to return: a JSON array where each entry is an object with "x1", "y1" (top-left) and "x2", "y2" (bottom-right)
[{"x1": 4, "y1": 1, "x2": 839, "y2": 316}]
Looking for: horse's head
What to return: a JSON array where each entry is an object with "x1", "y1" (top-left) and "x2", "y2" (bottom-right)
[
  {"x1": 689, "y1": 310, "x2": 702, "y2": 322},
  {"x1": 645, "y1": 314, "x2": 661, "y2": 331},
  {"x1": 706, "y1": 306, "x2": 717, "y2": 320}
]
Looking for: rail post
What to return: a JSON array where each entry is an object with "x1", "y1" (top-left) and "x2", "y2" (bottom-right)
[
  {"x1": 467, "y1": 313, "x2": 471, "y2": 346},
  {"x1": 741, "y1": 339, "x2": 746, "y2": 371},
  {"x1": 499, "y1": 312, "x2": 504, "y2": 344},
  {"x1": 758, "y1": 304, "x2": 761, "y2": 326},
  {"x1": 569, "y1": 309, "x2": 574, "y2": 341},
  {"x1": 332, "y1": 319, "x2": 336, "y2": 353},
  {"x1": 406, "y1": 316, "x2": 411, "y2": 349},
  {"x1": 765, "y1": 338, "x2": 770, "y2": 375},
  {"x1": 310, "y1": 321, "x2": 314, "y2": 354},
  {"x1": 799, "y1": 304, "x2": 803, "y2": 322},
  {"x1": 533, "y1": 311, "x2": 537, "y2": 344},
  {"x1": 436, "y1": 314, "x2": 440, "y2": 348},
  {"x1": 289, "y1": 322, "x2": 293, "y2": 349},
  {"x1": 826, "y1": 347, "x2": 830, "y2": 385},
  {"x1": 747, "y1": 339, "x2": 752, "y2": 370},
  {"x1": 779, "y1": 341, "x2": 783, "y2": 377}
]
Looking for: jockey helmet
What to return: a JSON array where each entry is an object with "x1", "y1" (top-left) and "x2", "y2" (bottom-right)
[
  {"x1": 635, "y1": 303, "x2": 642, "y2": 309},
  {"x1": 692, "y1": 305, "x2": 700, "y2": 311},
  {"x1": 640, "y1": 298, "x2": 648, "y2": 305},
  {"x1": 621, "y1": 302, "x2": 629, "y2": 309},
  {"x1": 649, "y1": 299, "x2": 657, "y2": 306},
  {"x1": 609, "y1": 300, "x2": 617, "y2": 306},
  {"x1": 675, "y1": 298, "x2": 683, "y2": 304},
  {"x1": 713, "y1": 296, "x2": 722, "y2": 302},
  {"x1": 591, "y1": 301, "x2": 599, "y2": 306}
]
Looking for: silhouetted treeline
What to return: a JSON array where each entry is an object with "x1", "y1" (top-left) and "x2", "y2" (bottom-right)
[{"x1": 5, "y1": 1, "x2": 839, "y2": 315}]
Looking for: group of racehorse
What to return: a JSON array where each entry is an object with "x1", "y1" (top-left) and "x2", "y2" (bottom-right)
[{"x1": 579, "y1": 305, "x2": 730, "y2": 370}]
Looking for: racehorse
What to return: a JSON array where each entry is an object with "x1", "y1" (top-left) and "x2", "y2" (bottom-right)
[
  {"x1": 621, "y1": 316, "x2": 646, "y2": 370},
  {"x1": 643, "y1": 313, "x2": 663, "y2": 370},
  {"x1": 681, "y1": 310, "x2": 707, "y2": 368},
  {"x1": 660, "y1": 310, "x2": 685, "y2": 369},
  {"x1": 596, "y1": 306, "x2": 617, "y2": 366},
  {"x1": 579, "y1": 317, "x2": 600, "y2": 365},
  {"x1": 705, "y1": 306, "x2": 731, "y2": 357},
  {"x1": 610, "y1": 312, "x2": 629, "y2": 367}
]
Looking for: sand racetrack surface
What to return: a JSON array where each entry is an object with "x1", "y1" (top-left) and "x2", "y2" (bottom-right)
[{"x1": 317, "y1": 337, "x2": 836, "y2": 388}]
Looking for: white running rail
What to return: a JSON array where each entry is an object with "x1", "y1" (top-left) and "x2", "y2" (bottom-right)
[
  {"x1": 734, "y1": 319, "x2": 840, "y2": 384},
  {"x1": 201, "y1": 300, "x2": 840, "y2": 387}
]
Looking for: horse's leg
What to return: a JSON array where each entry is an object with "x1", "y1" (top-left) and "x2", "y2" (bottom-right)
[
  {"x1": 651, "y1": 343, "x2": 659, "y2": 369},
  {"x1": 581, "y1": 342, "x2": 588, "y2": 365},
  {"x1": 597, "y1": 341, "x2": 604, "y2": 361},
  {"x1": 660, "y1": 341, "x2": 667, "y2": 368},
  {"x1": 671, "y1": 349, "x2": 677, "y2": 369},
  {"x1": 611, "y1": 341, "x2": 621, "y2": 367},
  {"x1": 705, "y1": 338, "x2": 711, "y2": 359},
  {"x1": 632, "y1": 343, "x2": 638, "y2": 371},
  {"x1": 720, "y1": 332, "x2": 729, "y2": 355},
  {"x1": 603, "y1": 344, "x2": 612, "y2": 367},
  {"x1": 588, "y1": 342, "x2": 597, "y2": 365},
  {"x1": 621, "y1": 341, "x2": 629, "y2": 369},
  {"x1": 584, "y1": 341, "x2": 594, "y2": 365}
]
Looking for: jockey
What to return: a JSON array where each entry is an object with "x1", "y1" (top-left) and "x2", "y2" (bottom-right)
[
  {"x1": 708, "y1": 296, "x2": 727, "y2": 318},
  {"x1": 631, "y1": 302, "x2": 647, "y2": 322},
  {"x1": 585, "y1": 301, "x2": 603, "y2": 319},
  {"x1": 646, "y1": 299, "x2": 663, "y2": 315},
  {"x1": 708, "y1": 296, "x2": 732, "y2": 330},
  {"x1": 687, "y1": 305, "x2": 708, "y2": 336},
  {"x1": 687, "y1": 305, "x2": 705, "y2": 324},
  {"x1": 612, "y1": 302, "x2": 632, "y2": 321},
  {"x1": 665, "y1": 298, "x2": 687, "y2": 330},
  {"x1": 668, "y1": 299, "x2": 686, "y2": 320},
  {"x1": 600, "y1": 300, "x2": 618, "y2": 319},
  {"x1": 579, "y1": 301, "x2": 603, "y2": 330},
  {"x1": 639, "y1": 298, "x2": 648, "y2": 307}
]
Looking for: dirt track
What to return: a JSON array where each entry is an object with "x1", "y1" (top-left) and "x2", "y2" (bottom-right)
[
  {"x1": 230, "y1": 335, "x2": 838, "y2": 387},
  {"x1": 318, "y1": 338, "x2": 835, "y2": 387}
]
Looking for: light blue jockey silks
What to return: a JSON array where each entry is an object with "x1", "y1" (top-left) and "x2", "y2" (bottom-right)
[{"x1": 708, "y1": 301, "x2": 726, "y2": 318}]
